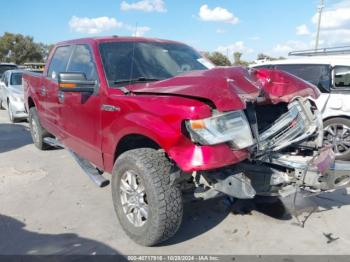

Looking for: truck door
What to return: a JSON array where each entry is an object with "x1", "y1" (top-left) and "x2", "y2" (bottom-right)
[
  {"x1": 42, "y1": 45, "x2": 73, "y2": 136},
  {"x1": 58, "y1": 44, "x2": 103, "y2": 167}
]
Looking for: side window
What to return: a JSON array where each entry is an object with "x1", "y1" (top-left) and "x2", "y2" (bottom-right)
[
  {"x1": 47, "y1": 46, "x2": 73, "y2": 80},
  {"x1": 275, "y1": 64, "x2": 331, "y2": 93},
  {"x1": 334, "y1": 66, "x2": 350, "y2": 88},
  {"x1": 67, "y1": 45, "x2": 97, "y2": 81}
]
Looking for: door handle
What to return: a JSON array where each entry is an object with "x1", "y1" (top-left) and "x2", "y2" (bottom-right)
[
  {"x1": 40, "y1": 86, "x2": 46, "y2": 96},
  {"x1": 58, "y1": 91, "x2": 65, "y2": 103}
]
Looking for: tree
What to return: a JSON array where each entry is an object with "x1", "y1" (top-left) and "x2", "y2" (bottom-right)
[
  {"x1": 233, "y1": 52, "x2": 249, "y2": 66},
  {"x1": 206, "y1": 52, "x2": 231, "y2": 66},
  {"x1": 0, "y1": 32, "x2": 51, "y2": 64},
  {"x1": 257, "y1": 53, "x2": 286, "y2": 61}
]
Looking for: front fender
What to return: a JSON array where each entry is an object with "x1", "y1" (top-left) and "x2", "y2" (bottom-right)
[
  {"x1": 102, "y1": 111, "x2": 249, "y2": 173},
  {"x1": 102, "y1": 111, "x2": 183, "y2": 172}
]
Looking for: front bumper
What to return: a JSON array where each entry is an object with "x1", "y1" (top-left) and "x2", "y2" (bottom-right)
[
  {"x1": 11, "y1": 100, "x2": 28, "y2": 119},
  {"x1": 198, "y1": 146, "x2": 350, "y2": 200},
  {"x1": 269, "y1": 146, "x2": 350, "y2": 194}
]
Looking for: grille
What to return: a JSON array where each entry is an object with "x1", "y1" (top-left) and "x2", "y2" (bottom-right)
[{"x1": 258, "y1": 98, "x2": 317, "y2": 152}]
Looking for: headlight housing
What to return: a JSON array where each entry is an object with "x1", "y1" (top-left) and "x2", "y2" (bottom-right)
[{"x1": 185, "y1": 110, "x2": 254, "y2": 149}]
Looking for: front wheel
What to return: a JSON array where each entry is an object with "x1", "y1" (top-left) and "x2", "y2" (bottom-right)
[
  {"x1": 7, "y1": 101, "x2": 16, "y2": 123},
  {"x1": 111, "y1": 148, "x2": 183, "y2": 246},
  {"x1": 324, "y1": 117, "x2": 350, "y2": 160}
]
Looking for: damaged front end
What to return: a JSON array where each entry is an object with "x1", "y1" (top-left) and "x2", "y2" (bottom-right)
[{"x1": 190, "y1": 96, "x2": 350, "y2": 200}]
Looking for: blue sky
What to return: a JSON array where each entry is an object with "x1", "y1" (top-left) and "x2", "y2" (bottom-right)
[{"x1": 1, "y1": 0, "x2": 349, "y2": 60}]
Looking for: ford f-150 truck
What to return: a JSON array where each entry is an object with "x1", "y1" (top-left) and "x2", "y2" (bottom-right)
[{"x1": 23, "y1": 36, "x2": 350, "y2": 246}]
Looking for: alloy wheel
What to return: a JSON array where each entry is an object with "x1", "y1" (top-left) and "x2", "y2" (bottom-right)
[
  {"x1": 119, "y1": 170, "x2": 148, "y2": 227},
  {"x1": 324, "y1": 123, "x2": 350, "y2": 156}
]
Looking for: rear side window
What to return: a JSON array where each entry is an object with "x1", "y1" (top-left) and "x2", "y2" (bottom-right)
[
  {"x1": 275, "y1": 64, "x2": 331, "y2": 93},
  {"x1": 47, "y1": 46, "x2": 73, "y2": 80},
  {"x1": 10, "y1": 73, "x2": 22, "y2": 85},
  {"x1": 334, "y1": 66, "x2": 350, "y2": 89},
  {"x1": 67, "y1": 45, "x2": 97, "y2": 81}
]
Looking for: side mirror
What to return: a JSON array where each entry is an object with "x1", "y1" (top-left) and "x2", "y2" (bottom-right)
[{"x1": 58, "y1": 72, "x2": 96, "y2": 93}]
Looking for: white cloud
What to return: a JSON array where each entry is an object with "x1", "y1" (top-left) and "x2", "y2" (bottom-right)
[
  {"x1": 310, "y1": 0, "x2": 350, "y2": 46},
  {"x1": 317, "y1": 29, "x2": 350, "y2": 46},
  {"x1": 296, "y1": 24, "x2": 310, "y2": 35},
  {"x1": 216, "y1": 28, "x2": 226, "y2": 34},
  {"x1": 272, "y1": 40, "x2": 311, "y2": 55},
  {"x1": 217, "y1": 41, "x2": 253, "y2": 61},
  {"x1": 249, "y1": 36, "x2": 260, "y2": 41},
  {"x1": 199, "y1": 4, "x2": 239, "y2": 24},
  {"x1": 125, "y1": 25, "x2": 151, "y2": 36},
  {"x1": 120, "y1": 0, "x2": 166, "y2": 12},
  {"x1": 69, "y1": 16, "x2": 122, "y2": 34},
  {"x1": 311, "y1": 1, "x2": 350, "y2": 29}
]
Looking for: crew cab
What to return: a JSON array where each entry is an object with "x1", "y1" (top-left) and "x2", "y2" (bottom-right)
[{"x1": 23, "y1": 37, "x2": 350, "y2": 246}]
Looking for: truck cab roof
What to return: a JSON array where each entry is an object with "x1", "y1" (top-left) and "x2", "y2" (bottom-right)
[{"x1": 56, "y1": 36, "x2": 184, "y2": 46}]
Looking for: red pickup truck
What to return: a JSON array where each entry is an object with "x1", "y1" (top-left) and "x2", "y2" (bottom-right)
[{"x1": 23, "y1": 36, "x2": 350, "y2": 246}]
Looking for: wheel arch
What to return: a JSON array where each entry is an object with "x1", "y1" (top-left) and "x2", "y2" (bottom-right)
[
  {"x1": 27, "y1": 96, "x2": 36, "y2": 109},
  {"x1": 114, "y1": 134, "x2": 162, "y2": 162}
]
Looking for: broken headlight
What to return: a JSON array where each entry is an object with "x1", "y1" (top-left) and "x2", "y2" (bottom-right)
[{"x1": 185, "y1": 110, "x2": 254, "y2": 148}]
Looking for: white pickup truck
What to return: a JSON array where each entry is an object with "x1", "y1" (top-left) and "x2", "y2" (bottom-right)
[{"x1": 253, "y1": 48, "x2": 350, "y2": 160}]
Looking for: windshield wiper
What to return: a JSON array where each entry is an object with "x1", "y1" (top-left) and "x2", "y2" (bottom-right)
[{"x1": 113, "y1": 77, "x2": 161, "y2": 85}]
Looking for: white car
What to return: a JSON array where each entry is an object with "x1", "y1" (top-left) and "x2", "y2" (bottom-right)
[
  {"x1": 252, "y1": 50, "x2": 350, "y2": 160},
  {"x1": 0, "y1": 69, "x2": 28, "y2": 122}
]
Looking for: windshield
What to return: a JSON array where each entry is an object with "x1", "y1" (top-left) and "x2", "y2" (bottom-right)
[
  {"x1": 275, "y1": 64, "x2": 331, "y2": 93},
  {"x1": 99, "y1": 41, "x2": 214, "y2": 86},
  {"x1": 0, "y1": 65, "x2": 17, "y2": 78},
  {"x1": 10, "y1": 73, "x2": 23, "y2": 86}
]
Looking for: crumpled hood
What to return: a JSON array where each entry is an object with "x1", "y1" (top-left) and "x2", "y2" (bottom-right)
[{"x1": 129, "y1": 67, "x2": 320, "y2": 111}]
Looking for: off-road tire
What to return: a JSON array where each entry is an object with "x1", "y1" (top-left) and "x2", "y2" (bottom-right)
[
  {"x1": 111, "y1": 148, "x2": 183, "y2": 246},
  {"x1": 28, "y1": 107, "x2": 51, "y2": 150},
  {"x1": 324, "y1": 117, "x2": 350, "y2": 161}
]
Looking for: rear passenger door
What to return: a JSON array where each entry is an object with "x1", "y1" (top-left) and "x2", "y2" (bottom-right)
[{"x1": 59, "y1": 44, "x2": 103, "y2": 167}]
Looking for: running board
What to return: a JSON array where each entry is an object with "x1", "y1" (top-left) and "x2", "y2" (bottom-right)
[
  {"x1": 43, "y1": 137, "x2": 64, "y2": 148},
  {"x1": 43, "y1": 137, "x2": 110, "y2": 188},
  {"x1": 70, "y1": 151, "x2": 110, "y2": 188}
]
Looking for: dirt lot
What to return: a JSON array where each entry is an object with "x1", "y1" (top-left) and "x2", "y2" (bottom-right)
[{"x1": 1, "y1": 109, "x2": 350, "y2": 256}]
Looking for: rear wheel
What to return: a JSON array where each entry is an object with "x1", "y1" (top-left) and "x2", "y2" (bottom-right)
[
  {"x1": 111, "y1": 148, "x2": 183, "y2": 246},
  {"x1": 29, "y1": 107, "x2": 51, "y2": 150},
  {"x1": 324, "y1": 117, "x2": 350, "y2": 160}
]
